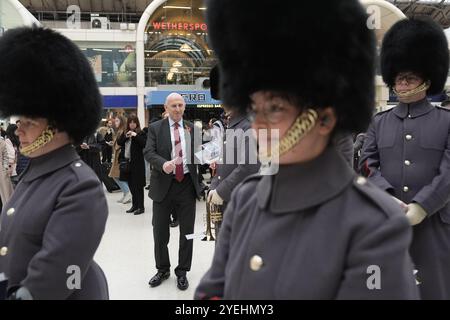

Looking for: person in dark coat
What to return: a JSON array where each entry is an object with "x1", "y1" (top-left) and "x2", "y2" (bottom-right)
[
  {"x1": 0, "y1": 26, "x2": 108, "y2": 300},
  {"x1": 76, "y1": 132, "x2": 104, "y2": 179},
  {"x1": 194, "y1": 0, "x2": 419, "y2": 300},
  {"x1": 359, "y1": 18, "x2": 450, "y2": 300},
  {"x1": 101, "y1": 119, "x2": 114, "y2": 163},
  {"x1": 144, "y1": 93, "x2": 202, "y2": 291},
  {"x1": 117, "y1": 114, "x2": 147, "y2": 215}
]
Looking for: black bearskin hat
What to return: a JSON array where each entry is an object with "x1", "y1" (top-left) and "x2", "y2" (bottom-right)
[
  {"x1": 381, "y1": 18, "x2": 449, "y2": 95},
  {"x1": 0, "y1": 26, "x2": 102, "y2": 144},
  {"x1": 210, "y1": 65, "x2": 220, "y2": 100},
  {"x1": 206, "y1": 0, "x2": 376, "y2": 133}
]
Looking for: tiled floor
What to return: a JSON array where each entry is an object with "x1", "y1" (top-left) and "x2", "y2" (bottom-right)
[{"x1": 94, "y1": 188, "x2": 216, "y2": 300}]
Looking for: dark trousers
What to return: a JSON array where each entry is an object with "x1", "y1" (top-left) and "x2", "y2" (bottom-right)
[
  {"x1": 153, "y1": 174, "x2": 196, "y2": 276},
  {"x1": 128, "y1": 175, "x2": 144, "y2": 209},
  {"x1": 102, "y1": 146, "x2": 112, "y2": 163}
]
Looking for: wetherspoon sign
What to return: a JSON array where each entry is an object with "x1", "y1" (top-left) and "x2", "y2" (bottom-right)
[{"x1": 151, "y1": 21, "x2": 208, "y2": 31}]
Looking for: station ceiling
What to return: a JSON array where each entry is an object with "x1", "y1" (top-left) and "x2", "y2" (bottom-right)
[{"x1": 17, "y1": 0, "x2": 450, "y2": 28}]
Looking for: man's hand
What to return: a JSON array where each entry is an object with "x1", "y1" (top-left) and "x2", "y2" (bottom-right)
[
  {"x1": 80, "y1": 143, "x2": 89, "y2": 149},
  {"x1": 163, "y1": 160, "x2": 176, "y2": 174},
  {"x1": 406, "y1": 203, "x2": 427, "y2": 226},
  {"x1": 208, "y1": 189, "x2": 224, "y2": 205}
]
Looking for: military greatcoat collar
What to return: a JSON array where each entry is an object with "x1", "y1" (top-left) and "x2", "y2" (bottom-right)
[
  {"x1": 227, "y1": 113, "x2": 248, "y2": 129},
  {"x1": 21, "y1": 144, "x2": 80, "y2": 182},
  {"x1": 393, "y1": 97, "x2": 434, "y2": 119},
  {"x1": 256, "y1": 146, "x2": 355, "y2": 214}
]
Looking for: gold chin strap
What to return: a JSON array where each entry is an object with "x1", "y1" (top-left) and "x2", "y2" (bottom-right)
[
  {"x1": 260, "y1": 109, "x2": 318, "y2": 163},
  {"x1": 20, "y1": 127, "x2": 54, "y2": 156},
  {"x1": 393, "y1": 81, "x2": 431, "y2": 98}
]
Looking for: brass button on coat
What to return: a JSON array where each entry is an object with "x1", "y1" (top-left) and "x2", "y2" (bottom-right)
[
  {"x1": 356, "y1": 177, "x2": 367, "y2": 185},
  {"x1": 250, "y1": 255, "x2": 263, "y2": 271},
  {"x1": 6, "y1": 208, "x2": 15, "y2": 216},
  {"x1": 404, "y1": 160, "x2": 411, "y2": 166},
  {"x1": 403, "y1": 186, "x2": 409, "y2": 192},
  {"x1": 405, "y1": 135, "x2": 412, "y2": 141},
  {"x1": 0, "y1": 247, "x2": 8, "y2": 256}
]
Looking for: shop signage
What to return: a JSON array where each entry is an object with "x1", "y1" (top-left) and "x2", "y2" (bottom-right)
[{"x1": 151, "y1": 22, "x2": 207, "y2": 31}]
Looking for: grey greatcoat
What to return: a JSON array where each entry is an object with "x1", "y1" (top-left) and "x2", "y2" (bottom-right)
[
  {"x1": 359, "y1": 98, "x2": 450, "y2": 299},
  {"x1": 0, "y1": 145, "x2": 109, "y2": 300},
  {"x1": 195, "y1": 147, "x2": 419, "y2": 299},
  {"x1": 209, "y1": 114, "x2": 260, "y2": 204}
]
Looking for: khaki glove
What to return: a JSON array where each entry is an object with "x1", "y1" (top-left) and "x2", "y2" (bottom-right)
[
  {"x1": 208, "y1": 189, "x2": 224, "y2": 205},
  {"x1": 406, "y1": 203, "x2": 427, "y2": 226}
]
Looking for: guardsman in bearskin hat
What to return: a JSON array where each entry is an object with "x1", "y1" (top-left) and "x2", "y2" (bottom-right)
[
  {"x1": 195, "y1": 0, "x2": 419, "y2": 299},
  {"x1": 206, "y1": 65, "x2": 260, "y2": 228},
  {"x1": 0, "y1": 27, "x2": 109, "y2": 300},
  {"x1": 360, "y1": 18, "x2": 450, "y2": 300}
]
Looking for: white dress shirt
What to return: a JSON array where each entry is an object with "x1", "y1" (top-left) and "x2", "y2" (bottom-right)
[{"x1": 168, "y1": 117, "x2": 189, "y2": 174}]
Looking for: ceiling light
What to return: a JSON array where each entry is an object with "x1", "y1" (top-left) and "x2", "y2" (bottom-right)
[
  {"x1": 172, "y1": 60, "x2": 182, "y2": 67},
  {"x1": 180, "y1": 43, "x2": 192, "y2": 52},
  {"x1": 163, "y1": 6, "x2": 191, "y2": 9}
]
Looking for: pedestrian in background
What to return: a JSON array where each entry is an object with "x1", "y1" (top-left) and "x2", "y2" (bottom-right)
[
  {"x1": 117, "y1": 114, "x2": 147, "y2": 215},
  {"x1": 108, "y1": 115, "x2": 131, "y2": 203}
]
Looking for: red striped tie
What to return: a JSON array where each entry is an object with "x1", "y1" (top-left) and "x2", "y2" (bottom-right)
[{"x1": 174, "y1": 122, "x2": 184, "y2": 182}]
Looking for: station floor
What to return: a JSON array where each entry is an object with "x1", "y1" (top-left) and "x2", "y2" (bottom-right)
[{"x1": 94, "y1": 187, "x2": 216, "y2": 300}]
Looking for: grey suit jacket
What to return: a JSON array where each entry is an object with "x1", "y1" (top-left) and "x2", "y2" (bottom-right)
[{"x1": 0, "y1": 144, "x2": 108, "y2": 300}]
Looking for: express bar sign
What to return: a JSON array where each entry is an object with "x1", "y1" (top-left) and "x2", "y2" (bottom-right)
[{"x1": 151, "y1": 22, "x2": 207, "y2": 31}]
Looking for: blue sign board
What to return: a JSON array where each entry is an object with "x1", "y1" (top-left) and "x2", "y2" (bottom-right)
[
  {"x1": 146, "y1": 90, "x2": 221, "y2": 107},
  {"x1": 103, "y1": 95, "x2": 137, "y2": 109}
]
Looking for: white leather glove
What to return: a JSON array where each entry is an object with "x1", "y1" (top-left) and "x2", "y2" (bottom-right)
[
  {"x1": 391, "y1": 196, "x2": 408, "y2": 212},
  {"x1": 208, "y1": 189, "x2": 224, "y2": 205},
  {"x1": 406, "y1": 203, "x2": 427, "y2": 226}
]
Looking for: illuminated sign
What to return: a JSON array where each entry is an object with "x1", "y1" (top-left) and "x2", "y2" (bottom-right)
[
  {"x1": 182, "y1": 93, "x2": 206, "y2": 102},
  {"x1": 146, "y1": 90, "x2": 221, "y2": 107},
  {"x1": 151, "y1": 22, "x2": 207, "y2": 31},
  {"x1": 197, "y1": 104, "x2": 223, "y2": 108}
]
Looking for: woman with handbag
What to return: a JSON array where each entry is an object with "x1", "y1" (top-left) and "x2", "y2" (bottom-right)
[
  {"x1": 117, "y1": 114, "x2": 147, "y2": 215},
  {"x1": 109, "y1": 115, "x2": 131, "y2": 204}
]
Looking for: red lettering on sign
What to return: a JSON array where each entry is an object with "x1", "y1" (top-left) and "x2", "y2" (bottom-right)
[{"x1": 152, "y1": 21, "x2": 208, "y2": 31}]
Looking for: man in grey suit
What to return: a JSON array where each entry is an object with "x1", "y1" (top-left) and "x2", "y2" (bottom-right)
[
  {"x1": 360, "y1": 18, "x2": 450, "y2": 299},
  {"x1": 144, "y1": 93, "x2": 201, "y2": 291}
]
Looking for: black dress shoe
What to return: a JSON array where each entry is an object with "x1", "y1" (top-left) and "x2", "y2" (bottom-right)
[
  {"x1": 149, "y1": 271, "x2": 170, "y2": 287},
  {"x1": 126, "y1": 207, "x2": 137, "y2": 213},
  {"x1": 170, "y1": 219, "x2": 179, "y2": 228},
  {"x1": 133, "y1": 208, "x2": 145, "y2": 215},
  {"x1": 177, "y1": 275, "x2": 189, "y2": 290}
]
